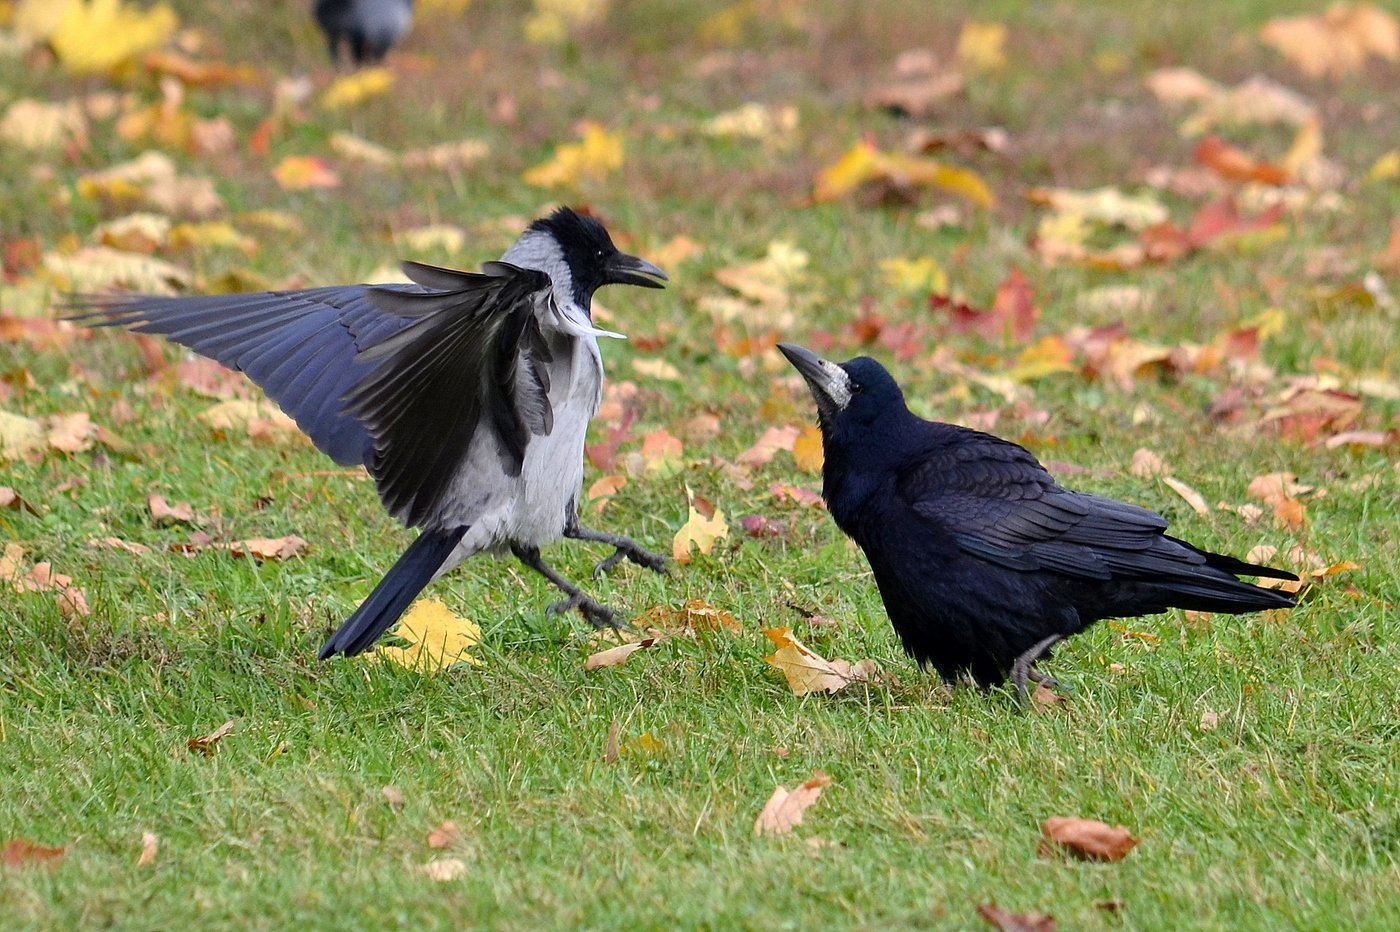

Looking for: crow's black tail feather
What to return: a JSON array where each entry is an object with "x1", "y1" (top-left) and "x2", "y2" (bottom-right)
[{"x1": 318, "y1": 525, "x2": 468, "y2": 659}]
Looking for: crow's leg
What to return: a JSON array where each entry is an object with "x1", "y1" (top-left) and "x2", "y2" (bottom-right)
[
  {"x1": 1026, "y1": 666, "x2": 1068, "y2": 690},
  {"x1": 1010, "y1": 634, "x2": 1063, "y2": 704},
  {"x1": 511, "y1": 544, "x2": 619, "y2": 629},
  {"x1": 564, "y1": 514, "x2": 670, "y2": 579}
]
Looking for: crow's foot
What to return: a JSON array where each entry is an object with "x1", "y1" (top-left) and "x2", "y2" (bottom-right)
[
  {"x1": 1010, "y1": 634, "x2": 1064, "y2": 705},
  {"x1": 514, "y1": 543, "x2": 622, "y2": 630},
  {"x1": 565, "y1": 521, "x2": 670, "y2": 579}
]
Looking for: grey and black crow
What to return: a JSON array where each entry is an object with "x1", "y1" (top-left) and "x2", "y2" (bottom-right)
[
  {"x1": 778, "y1": 343, "x2": 1297, "y2": 699},
  {"x1": 72, "y1": 208, "x2": 669, "y2": 658},
  {"x1": 315, "y1": 0, "x2": 414, "y2": 66}
]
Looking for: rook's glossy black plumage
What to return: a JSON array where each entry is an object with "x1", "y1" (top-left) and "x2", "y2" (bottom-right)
[{"x1": 779, "y1": 343, "x2": 1297, "y2": 697}]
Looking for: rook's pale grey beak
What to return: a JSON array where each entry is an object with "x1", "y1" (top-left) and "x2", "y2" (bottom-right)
[
  {"x1": 606, "y1": 253, "x2": 669, "y2": 289},
  {"x1": 778, "y1": 342, "x2": 853, "y2": 421}
]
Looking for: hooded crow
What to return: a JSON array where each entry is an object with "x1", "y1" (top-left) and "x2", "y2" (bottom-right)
[
  {"x1": 315, "y1": 0, "x2": 413, "y2": 66},
  {"x1": 778, "y1": 343, "x2": 1297, "y2": 700},
  {"x1": 71, "y1": 208, "x2": 669, "y2": 658}
]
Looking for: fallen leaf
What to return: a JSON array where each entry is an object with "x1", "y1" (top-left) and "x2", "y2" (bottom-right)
[
  {"x1": 524, "y1": 0, "x2": 610, "y2": 44},
  {"x1": 136, "y1": 832, "x2": 158, "y2": 867},
  {"x1": 1193, "y1": 135, "x2": 1288, "y2": 185},
  {"x1": 382, "y1": 786, "x2": 406, "y2": 809},
  {"x1": 633, "y1": 599, "x2": 743, "y2": 635},
  {"x1": 753, "y1": 770, "x2": 832, "y2": 836},
  {"x1": 814, "y1": 140, "x2": 994, "y2": 207},
  {"x1": 1041, "y1": 816, "x2": 1138, "y2": 861},
  {"x1": 0, "y1": 410, "x2": 46, "y2": 461},
  {"x1": 978, "y1": 903, "x2": 1057, "y2": 932},
  {"x1": 0, "y1": 487, "x2": 38, "y2": 515},
  {"x1": 763, "y1": 627, "x2": 876, "y2": 696},
  {"x1": 791, "y1": 425, "x2": 824, "y2": 473},
  {"x1": 632, "y1": 357, "x2": 681, "y2": 381},
  {"x1": 701, "y1": 102, "x2": 798, "y2": 146},
  {"x1": 955, "y1": 21, "x2": 1008, "y2": 72},
  {"x1": 673, "y1": 485, "x2": 728, "y2": 563},
  {"x1": 737, "y1": 425, "x2": 799, "y2": 467},
  {"x1": 1130, "y1": 448, "x2": 1168, "y2": 478},
  {"x1": 1260, "y1": 3, "x2": 1399, "y2": 79},
  {"x1": 1199, "y1": 709, "x2": 1220, "y2": 731},
  {"x1": 523, "y1": 122, "x2": 624, "y2": 188},
  {"x1": 1162, "y1": 477, "x2": 1210, "y2": 515},
  {"x1": 187, "y1": 718, "x2": 236, "y2": 755},
  {"x1": 229, "y1": 536, "x2": 306, "y2": 562},
  {"x1": 584, "y1": 636, "x2": 661, "y2": 670},
  {"x1": 426, "y1": 821, "x2": 461, "y2": 850},
  {"x1": 2, "y1": 839, "x2": 65, "y2": 869},
  {"x1": 320, "y1": 67, "x2": 394, "y2": 110},
  {"x1": 0, "y1": 97, "x2": 87, "y2": 151},
  {"x1": 371, "y1": 597, "x2": 483, "y2": 673},
  {"x1": 273, "y1": 156, "x2": 340, "y2": 191},
  {"x1": 147, "y1": 493, "x2": 196, "y2": 526},
  {"x1": 48, "y1": 0, "x2": 179, "y2": 75},
  {"x1": 421, "y1": 857, "x2": 467, "y2": 881}
]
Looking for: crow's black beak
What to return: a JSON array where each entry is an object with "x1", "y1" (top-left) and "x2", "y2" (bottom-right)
[
  {"x1": 606, "y1": 253, "x2": 669, "y2": 289},
  {"x1": 778, "y1": 343, "x2": 853, "y2": 424}
]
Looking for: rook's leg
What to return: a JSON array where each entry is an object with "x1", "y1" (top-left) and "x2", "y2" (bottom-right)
[
  {"x1": 511, "y1": 544, "x2": 619, "y2": 629},
  {"x1": 1010, "y1": 634, "x2": 1063, "y2": 704}
]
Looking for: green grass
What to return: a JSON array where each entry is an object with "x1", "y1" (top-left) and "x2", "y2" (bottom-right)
[{"x1": 3, "y1": 1, "x2": 1400, "y2": 927}]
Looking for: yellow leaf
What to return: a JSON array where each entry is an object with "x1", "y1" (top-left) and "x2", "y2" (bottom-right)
[
  {"x1": 762, "y1": 627, "x2": 876, "y2": 696},
  {"x1": 48, "y1": 0, "x2": 178, "y2": 75},
  {"x1": 701, "y1": 102, "x2": 798, "y2": 145},
  {"x1": 320, "y1": 68, "x2": 395, "y2": 110},
  {"x1": 398, "y1": 224, "x2": 467, "y2": 254},
  {"x1": 524, "y1": 0, "x2": 610, "y2": 44},
  {"x1": 168, "y1": 221, "x2": 256, "y2": 254},
  {"x1": 0, "y1": 98, "x2": 87, "y2": 151},
  {"x1": 813, "y1": 141, "x2": 994, "y2": 207},
  {"x1": 672, "y1": 485, "x2": 728, "y2": 564},
  {"x1": 0, "y1": 410, "x2": 46, "y2": 461},
  {"x1": 1005, "y1": 335, "x2": 1076, "y2": 383},
  {"x1": 273, "y1": 156, "x2": 340, "y2": 191},
  {"x1": 879, "y1": 255, "x2": 948, "y2": 294},
  {"x1": 371, "y1": 598, "x2": 483, "y2": 673},
  {"x1": 42, "y1": 245, "x2": 189, "y2": 294},
  {"x1": 1260, "y1": 3, "x2": 1399, "y2": 79},
  {"x1": 791, "y1": 425, "x2": 824, "y2": 473},
  {"x1": 631, "y1": 357, "x2": 682, "y2": 381},
  {"x1": 522, "y1": 122, "x2": 624, "y2": 188},
  {"x1": 1368, "y1": 149, "x2": 1400, "y2": 182},
  {"x1": 955, "y1": 20, "x2": 1007, "y2": 72}
]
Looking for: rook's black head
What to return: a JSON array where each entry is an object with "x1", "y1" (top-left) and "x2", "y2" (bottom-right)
[
  {"x1": 513, "y1": 207, "x2": 668, "y2": 310},
  {"x1": 778, "y1": 343, "x2": 907, "y2": 439}
]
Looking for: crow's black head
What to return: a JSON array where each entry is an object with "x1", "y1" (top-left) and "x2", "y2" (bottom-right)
[{"x1": 520, "y1": 207, "x2": 668, "y2": 308}]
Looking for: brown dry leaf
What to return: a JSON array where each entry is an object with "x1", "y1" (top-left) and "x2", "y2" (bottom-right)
[
  {"x1": 1, "y1": 487, "x2": 38, "y2": 515},
  {"x1": 198, "y1": 399, "x2": 300, "y2": 440},
  {"x1": 382, "y1": 786, "x2": 406, "y2": 809},
  {"x1": 791, "y1": 425, "x2": 824, "y2": 473},
  {"x1": 0, "y1": 543, "x2": 24, "y2": 584},
  {"x1": 147, "y1": 493, "x2": 197, "y2": 526},
  {"x1": 633, "y1": 599, "x2": 743, "y2": 636},
  {"x1": 1161, "y1": 477, "x2": 1210, "y2": 515},
  {"x1": 230, "y1": 536, "x2": 306, "y2": 562},
  {"x1": 585, "y1": 636, "x2": 661, "y2": 670},
  {"x1": 188, "y1": 718, "x2": 236, "y2": 755},
  {"x1": 601, "y1": 721, "x2": 620, "y2": 764},
  {"x1": 737, "y1": 425, "x2": 800, "y2": 467},
  {"x1": 0, "y1": 410, "x2": 47, "y2": 461},
  {"x1": 763, "y1": 627, "x2": 876, "y2": 696},
  {"x1": 0, "y1": 98, "x2": 88, "y2": 151},
  {"x1": 1260, "y1": 386, "x2": 1362, "y2": 442},
  {"x1": 978, "y1": 903, "x2": 1057, "y2": 932},
  {"x1": 136, "y1": 831, "x2": 158, "y2": 867},
  {"x1": 753, "y1": 770, "x2": 832, "y2": 836},
  {"x1": 1041, "y1": 817, "x2": 1139, "y2": 861},
  {"x1": 89, "y1": 536, "x2": 151, "y2": 555},
  {"x1": 673, "y1": 485, "x2": 728, "y2": 564},
  {"x1": 866, "y1": 70, "x2": 964, "y2": 118},
  {"x1": 426, "y1": 821, "x2": 461, "y2": 850},
  {"x1": 1260, "y1": 3, "x2": 1400, "y2": 79},
  {"x1": 1199, "y1": 708, "x2": 1221, "y2": 731},
  {"x1": 2, "y1": 838, "x2": 65, "y2": 869},
  {"x1": 421, "y1": 857, "x2": 467, "y2": 882}
]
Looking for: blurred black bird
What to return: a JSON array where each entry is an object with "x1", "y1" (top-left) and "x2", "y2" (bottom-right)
[
  {"x1": 71, "y1": 208, "x2": 669, "y2": 658},
  {"x1": 315, "y1": 0, "x2": 414, "y2": 66},
  {"x1": 778, "y1": 343, "x2": 1297, "y2": 699}
]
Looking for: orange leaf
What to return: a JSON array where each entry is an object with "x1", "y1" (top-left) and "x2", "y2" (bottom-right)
[
  {"x1": 1041, "y1": 816, "x2": 1138, "y2": 861},
  {"x1": 426, "y1": 821, "x2": 461, "y2": 850},
  {"x1": 272, "y1": 155, "x2": 340, "y2": 191},
  {"x1": 2, "y1": 839, "x2": 65, "y2": 869},
  {"x1": 791, "y1": 425, "x2": 824, "y2": 473},
  {"x1": 187, "y1": 718, "x2": 235, "y2": 755}
]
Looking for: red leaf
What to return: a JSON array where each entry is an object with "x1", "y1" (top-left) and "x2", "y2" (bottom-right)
[{"x1": 2, "y1": 839, "x2": 65, "y2": 869}]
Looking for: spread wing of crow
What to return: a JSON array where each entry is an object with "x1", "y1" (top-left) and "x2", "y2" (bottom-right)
[{"x1": 70, "y1": 261, "x2": 557, "y2": 528}]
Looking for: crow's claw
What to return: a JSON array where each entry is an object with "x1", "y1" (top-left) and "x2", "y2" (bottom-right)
[
  {"x1": 592, "y1": 543, "x2": 670, "y2": 579},
  {"x1": 548, "y1": 592, "x2": 619, "y2": 629}
]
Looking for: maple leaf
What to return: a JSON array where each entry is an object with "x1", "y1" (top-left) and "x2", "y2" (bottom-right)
[
  {"x1": 370, "y1": 598, "x2": 483, "y2": 673},
  {"x1": 0, "y1": 410, "x2": 46, "y2": 461},
  {"x1": 320, "y1": 68, "x2": 395, "y2": 110},
  {"x1": 791, "y1": 425, "x2": 824, "y2": 473},
  {"x1": 638, "y1": 429, "x2": 684, "y2": 478},
  {"x1": 753, "y1": 770, "x2": 832, "y2": 836},
  {"x1": 701, "y1": 102, "x2": 798, "y2": 147},
  {"x1": 1260, "y1": 3, "x2": 1400, "y2": 79},
  {"x1": 273, "y1": 156, "x2": 340, "y2": 191},
  {"x1": 147, "y1": 493, "x2": 197, "y2": 526},
  {"x1": 47, "y1": 0, "x2": 179, "y2": 75},
  {"x1": 586, "y1": 474, "x2": 627, "y2": 513},
  {"x1": 1041, "y1": 817, "x2": 1138, "y2": 861},
  {"x1": 814, "y1": 140, "x2": 994, "y2": 207},
  {"x1": 522, "y1": 122, "x2": 624, "y2": 188},
  {"x1": 672, "y1": 485, "x2": 728, "y2": 563},
  {"x1": 763, "y1": 627, "x2": 876, "y2": 696},
  {"x1": 42, "y1": 246, "x2": 189, "y2": 294},
  {"x1": 880, "y1": 255, "x2": 948, "y2": 294},
  {"x1": 736, "y1": 425, "x2": 799, "y2": 467},
  {"x1": 1193, "y1": 135, "x2": 1288, "y2": 185}
]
